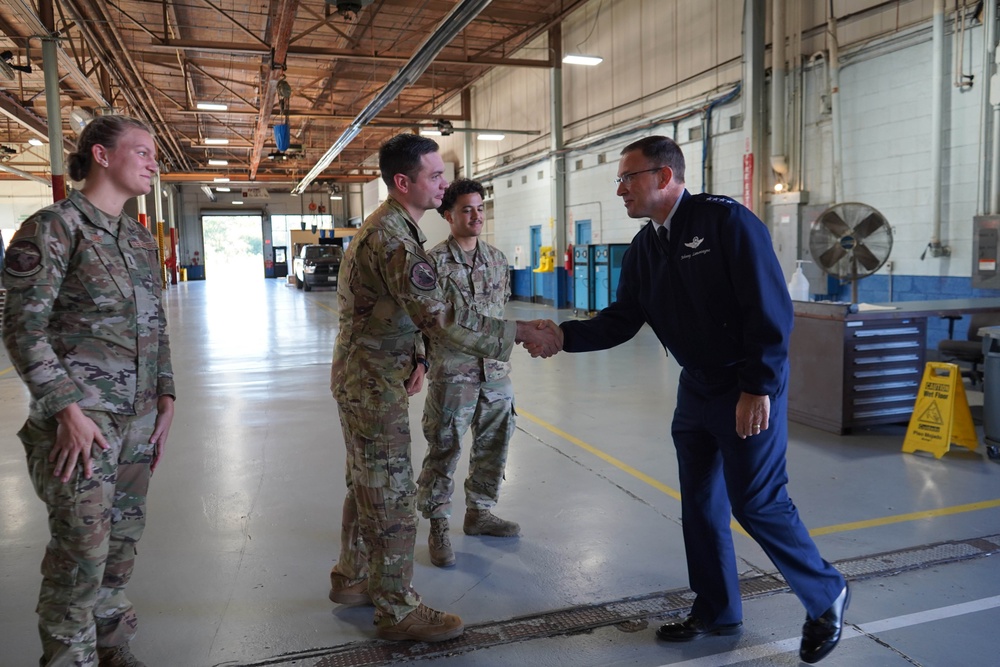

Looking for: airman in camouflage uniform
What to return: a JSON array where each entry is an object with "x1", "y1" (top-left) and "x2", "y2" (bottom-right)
[
  {"x1": 328, "y1": 134, "x2": 560, "y2": 643},
  {"x1": 2, "y1": 116, "x2": 175, "y2": 667},
  {"x1": 416, "y1": 179, "x2": 520, "y2": 569}
]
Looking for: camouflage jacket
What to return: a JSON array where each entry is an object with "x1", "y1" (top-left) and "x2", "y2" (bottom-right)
[
  {"x1": 426, "y1": 236, "x2": 511, "y2": 384},
  {"x1": 331, "y1": 197, "x2": 515, "y2": 404},
  {"x1": 1, "y1": 190, "x2": 175, "y2": 420}
]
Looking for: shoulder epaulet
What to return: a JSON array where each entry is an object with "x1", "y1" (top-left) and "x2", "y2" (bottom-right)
[{"x1": 690, "y1": 193, "x2": 739, "y2": 209}]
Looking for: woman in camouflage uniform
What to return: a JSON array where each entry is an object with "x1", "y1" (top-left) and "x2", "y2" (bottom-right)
[{"x1": 1, "y1": 115, "x2": 175, "y2": 667}]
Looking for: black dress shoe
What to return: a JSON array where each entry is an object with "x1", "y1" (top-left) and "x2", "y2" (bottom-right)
[
  {"x1": 656, "y1": 615, "x2": 743, "y2": 642},
  {"x1": 800, "y1": 583, "x2": 850, "y2": 664}
]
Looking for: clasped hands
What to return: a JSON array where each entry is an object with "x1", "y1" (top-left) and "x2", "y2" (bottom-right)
[{"x1": 515, "y1": 319, "x2": 563, "y2": 358}]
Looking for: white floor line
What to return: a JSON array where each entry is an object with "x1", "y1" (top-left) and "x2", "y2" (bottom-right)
[{"x1": 660, "y1": 595, "x2": 1000, "y2": 667}]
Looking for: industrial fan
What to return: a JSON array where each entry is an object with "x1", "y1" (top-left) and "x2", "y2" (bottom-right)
[
  {"x1": 0, "y1": 51, "x2": 32, "y2": 80},
  {"x1": 809, "y1": 202, "x2": 893, "y2": 303}
]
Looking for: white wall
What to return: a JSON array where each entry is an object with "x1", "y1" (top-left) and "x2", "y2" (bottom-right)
[
  {"x1": 0, "y1": 181, "x2": 55, "y2": 247},
  {"x1": 467, "y1": 0, "x2": 987, "y2": 284}
]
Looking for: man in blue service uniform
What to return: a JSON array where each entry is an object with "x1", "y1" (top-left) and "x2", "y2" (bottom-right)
[{"x1": 539, "y1": 136, "x2": 848, "y2": 664}]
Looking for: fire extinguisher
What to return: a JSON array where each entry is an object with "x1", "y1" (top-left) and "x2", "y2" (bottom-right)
[{"x1": 564, "y1": 244, "x2": 574, "y2": 276}]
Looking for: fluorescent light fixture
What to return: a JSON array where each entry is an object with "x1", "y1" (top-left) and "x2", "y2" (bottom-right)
[
  {"x1": 204, "y1": 138, "x2": 229, "y2": 145},
  {"x1": 215, "y1": 187, "x2": 231, "y2": 192},
  {"x1": 207, "y1": 159, "x2": 228, "y2": 166},
  {"x1": 562, "y1": 54, "x2": 603, "y2": 66},
  {"x1": 477, "y1": 133, "x2": 505, "y2": 141},
  {"x1": 28, "y1": 138, "x2": 44, "y2": 146},
  {"x1": 330, "y1": 195, "x2": 343, "y2": 200},
  {"x1": 231, "y1": 200, "x2": 244, "y2": 205},
  {"x1": 420, "y1": 129, "x2": 442, "y2": 136},
  {"x1": 213, "y1": 177, "x2": 230, "y2": 183},
  {"x1": 196, "y1": 102, "x2": 229, "y2": 111}
]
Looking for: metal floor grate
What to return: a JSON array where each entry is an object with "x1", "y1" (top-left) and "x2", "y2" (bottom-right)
[{"x1": 228, "y1": 533, "x2": 1000, "y2": 667}]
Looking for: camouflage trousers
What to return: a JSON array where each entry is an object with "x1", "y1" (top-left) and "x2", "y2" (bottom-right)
[
  {"x1": 416, "y1": 376, "x2": 515, "y2": 520},
  {"x1": 332, "y1": 389, "x2": 421, "y2": 626},
  {"x1": 18, "y1": 409, "x2": 156, "y2": 667}
]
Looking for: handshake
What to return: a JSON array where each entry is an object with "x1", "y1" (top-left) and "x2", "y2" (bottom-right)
[{"x1": 514, "y1": 320, "x2": 564, "y2": 358}]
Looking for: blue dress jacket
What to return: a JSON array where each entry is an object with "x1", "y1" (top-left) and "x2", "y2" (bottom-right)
[{"x1": 561, "y1": 190, "x2": 793, "y2": 397}]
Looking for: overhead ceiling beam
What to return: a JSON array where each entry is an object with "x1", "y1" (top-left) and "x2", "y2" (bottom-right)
[
  {"x1": 0, "y1": 89, "x2": 75, "y2": 151},
  {"x1": 6, "y1": 0, "x2": 110, "y2": 106},
  {"x1": 417, "y1": 0, "x2": 551, "y2": 24},
  {"x1": 294, "y1": 0, "x2": 495, "y2": 194},
  {"x1": 196, "y1": 0, "x2": 270, "y2": 48},
  {"x1": 0, "y1": 163, "x2": 53, "y2": 185},
  {"x1": 159, "y1": 172, "x2": 374, "y2": 184},
  {"x1": 174, "y1": 109, "x2": 465, "y2": 122},
  {"x1": 249, "y1": 0, "x2": 300, "y2": 180},
  {"x1": 148, "y1": 40, "x2": 552, "y2": 68}
]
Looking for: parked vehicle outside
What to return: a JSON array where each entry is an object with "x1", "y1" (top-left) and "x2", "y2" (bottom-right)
[{"x1": 294, "y1": 244, "x2": 343, "y2": 291}]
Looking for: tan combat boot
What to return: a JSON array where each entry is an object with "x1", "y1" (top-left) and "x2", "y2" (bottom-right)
[
  {"x1": 429, "y1": 517, "x2": 456, "y2": 567},
  {"x1": 329, "y1": 572, "x2": 372, "y2": 605},
  {"x1": 375, "y1": 603, "x2": 464, "y2": 642},
  {"x1": 463, "y1": 508, "x2": 520, "y2": 537},
  {"x1": 97, "y1": 643, "x2": 146, "y2": 667}
]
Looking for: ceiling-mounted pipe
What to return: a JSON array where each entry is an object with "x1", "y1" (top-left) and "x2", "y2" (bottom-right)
[
  {"x1": 0, "y1": 162, "x2": 52, "y2": 185},
  {"x1": 769, "y1": 0, "x2": 788, "y2": 184},
  {"x1": 987, "y1": 0, "x2": 1000, "y2": 214},
  {"x1": 827, "y1": 3, "x2": 843, "y2": 203},
  {"x1": 293, "y1": 0, "x2": 494, "y2": 194},
  {"x1": 929, "y1": 0, "x2": 948, "y2": 254}
]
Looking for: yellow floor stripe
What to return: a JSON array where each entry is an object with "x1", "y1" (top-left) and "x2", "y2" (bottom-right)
[
  {"x1": 0, "y1": 365, "x2": 15, "y2": 377},
  {"x1": 517, "y1": 408, "x2": 1000, "y2": 538},
  {"x1": 518, "y1": 408, "x2": 682, "y2": 501},
  {"x1": 809, "y1": 498, "x2": 1000, "y2": 536},
  {"x1": 312, "y1": 300, "x2": 337, "y2": 314}
]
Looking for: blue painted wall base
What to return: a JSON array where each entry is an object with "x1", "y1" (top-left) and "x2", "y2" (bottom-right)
[{"x1": 510, "y1": 268, "x2": 572, "y2": 307}]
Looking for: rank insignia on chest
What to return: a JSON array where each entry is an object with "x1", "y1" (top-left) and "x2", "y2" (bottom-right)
[
  {"x1": 129, "y1": 238, "x2": 158, "y2": 250},
  {"x1": 410, "y1": 261, "x2": 437, "y2": 290}
]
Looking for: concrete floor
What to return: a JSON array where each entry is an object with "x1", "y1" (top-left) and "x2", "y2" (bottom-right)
[{"x1": 2, "y1": 277, "x2": 999, "y2": 667}]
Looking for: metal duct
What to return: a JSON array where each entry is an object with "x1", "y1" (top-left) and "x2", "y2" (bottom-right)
[
  {"x1": 827, "y1": 6, "x2": 843, "y2": 204},
  {"x1": 930, "y1": 0, "x2": 946, "y2": 251},
  {"x1": 987, "y1": 0, "x2": 1000, "y2": 214},
  {"x1": 0, "y1": 162, "x2": 51, "y2": 185},
  {"x1": 769, "y1": 0, "x2": 788, "y2": 182},
  {"x1": 293, "y1": 0, "x2": 494, "y2": 194}
]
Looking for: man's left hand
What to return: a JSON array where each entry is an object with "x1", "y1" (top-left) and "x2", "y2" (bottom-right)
[{"x1": 736, "y1": 392, "x2": 769, "y2": 440}]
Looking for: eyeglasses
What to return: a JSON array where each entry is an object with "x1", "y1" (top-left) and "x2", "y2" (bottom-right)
[{"x1": 613, "y1": 166, "x2": 666, "y2": 185}]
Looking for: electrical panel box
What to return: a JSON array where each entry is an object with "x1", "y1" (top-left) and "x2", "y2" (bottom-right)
[{"x1": 973, "y1": 216, "x2": 1000, "y2": 289}]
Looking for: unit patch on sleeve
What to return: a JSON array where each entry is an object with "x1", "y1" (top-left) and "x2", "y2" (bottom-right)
[
  {"x1": 409, "y1": 261, "x2": 437, "y2": 290},
  {"x1": 4, "y1": 240, "x2": 43, "y2": 277}
]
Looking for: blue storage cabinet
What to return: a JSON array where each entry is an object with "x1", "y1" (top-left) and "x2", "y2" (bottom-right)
[
  {"x1": 573, "y1": 245, "x2": 592, "y2": 313},
  {"x1": 592, "y1": 244, "x2": 611, "y2": 310},
  {"x1": 608, "y1": 243, "x2": 629, "y2": 304}
]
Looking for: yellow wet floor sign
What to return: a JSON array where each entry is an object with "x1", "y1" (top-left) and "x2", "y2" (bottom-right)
[{"x1": 902, "y1": 362, "x2": 978, "y2": 458}]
